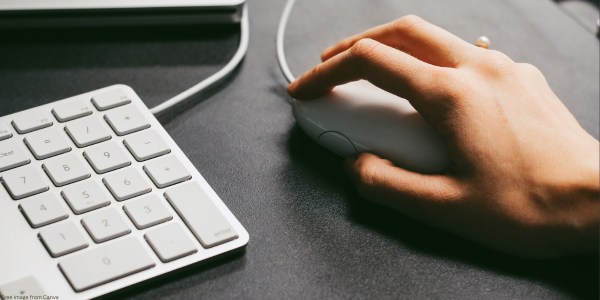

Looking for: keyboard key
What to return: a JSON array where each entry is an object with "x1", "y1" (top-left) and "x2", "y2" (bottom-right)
[
  {"x1": 0, "y1": 139, "x2": 30, "y2": 172},
  {"x1": 0, "y1": 276, "x2": 46, "y2": 299},
  {"x1": 143, "y1": 156, "x2": 191, "y2": 188},
  {"x1": 58, "y1": 237, "x2": 155, "y2": 292},
  {"x1": 43, "y1": 153, "x2": 91, "y2": 186},
  {"x1": 24, "y1": 127, "x2": 71, "y2": 160},
  {"x1": 2, "y1": 165, "x2": 49, "y2": 199},
  {"x1": 39, "y1": 221, "x2": 88, "y2": 257},
  {"x1": 12, "y1": 111, "x2": 53, "y2": 134},
  {"x1": 65, "y1": 116, "x2": 112, "y2": 148},
  {"x1": 0, "y1": 122, "x2": 13, "y2": 141},
  {"x1": 84, "y1": 141, "x2": 130, "y2": 174},
  {"x1": 165, "y1": 182, "x2": 238, "y2": 248},
  {"x1": 123, "y1": 194, "x2": 172, "y2": 229},
  {"x1": 105, "y1": 105, "x2": 150, "y2": 136},
  {"x1": 103, "y1": 168, "x2": 151, "y2": 201},
  {"x1": 124, "y1": 129, "x2": 170, "y2": 161},
  {"x1": 81, "y1": 207, "x2": 131, "y2": 243},
  {"x1": 62, "y1": 180, "x2": 111, "y2": 214},
  {"x1": 52, "y1": 99, "x2": 94, "y2": 122},
  {"x1": 91, "y1": 89, "x2": 131, "y2": 111},
  {"x1": 145, "y1": 223, "x2": 197, "y2": 262},
  {"x1": 19, "y1": 193, "x2": 68, "y2": 228}
]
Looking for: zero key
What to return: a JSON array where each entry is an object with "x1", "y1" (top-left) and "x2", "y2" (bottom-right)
[{"x1": 58, "y1": 237, "x2": 155, "y2": 292}]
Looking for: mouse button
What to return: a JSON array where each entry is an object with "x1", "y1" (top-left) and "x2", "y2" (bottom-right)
[{"x1": 317, "y1": 131, "x2": 357, "y2": 157}]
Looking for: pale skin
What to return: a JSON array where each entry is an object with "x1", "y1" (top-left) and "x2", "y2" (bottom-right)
[{"x1": 287, "y1": 15, "x2": 599, "y2": 259}]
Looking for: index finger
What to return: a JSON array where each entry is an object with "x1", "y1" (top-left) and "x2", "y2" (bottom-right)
[
  {"x1": 287, "y1": 38, "x2": 456, "y2": 126},
  {"x1": 321, "y1": 15, "x2": 475, "y2": 69}
]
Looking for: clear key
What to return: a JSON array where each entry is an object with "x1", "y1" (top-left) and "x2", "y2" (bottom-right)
[
  {"x1": 103, "y1": 167, "x2": 151, "y2": 201},
  {"x1": 12, "y1": 111, "x2": 53, "y2": 134},
  {"x1": 62, "y1": 180, "x2": 111, "y2": 214},
  {"x1": 39, "y1": 221, "x2": 89, "y2": 257},
  {"x1": 0, "y1": 139, "x2": 30, "y2": 172},
  {"x1": 19, "y1": 193, "x2": 68, "y2": 228},
  {"x1": 84, "y1": 141, "x2": 130, "y2": 174},
  {"x1": 65, "y1": 116, "x2": 112, "y2": 148},
  {"x1": 105, "y1": 105, "x2": 150, "y2": 136},
  {"x1": 58, "y1": 237, "x2": 155, "y2": 292},
  {"x1": 143, "y1": 155, "x2": 191, "y2": 188},
  {"x1": 2, "y1": 165, "x2": 49, "y2": 199},
  {"x1": 24, "y1": 127, "x2": 71, "y2": 160},
  {"x1": 124, "y1": 129, "x2": 170, "y2": 161},
  {"x1": 81, "y1": 207, "x2": 131, "y2": 243},
  {"x1": 43, "y1": 153, "x2": 91, "y2": 186}
]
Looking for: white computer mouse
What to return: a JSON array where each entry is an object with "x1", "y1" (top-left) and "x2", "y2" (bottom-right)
[{"x1": 292, "y1": 80, "x2": 450, "y2": 174}]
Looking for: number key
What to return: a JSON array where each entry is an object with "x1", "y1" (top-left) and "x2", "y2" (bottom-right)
[
  {"x1": 103, "y1": 167, "x2": 151, "y2": 201},
  {"x1": 123, "y1": 194, "x2": 172, "y2": 229},
  {"x1": 81, "y1": 207, "x2": 131, "y2": 243},
  {"x1": 39, "y1": 221, "x2": 88, "y2": 257},
  {"x1": 1, "y1": 165, "x2": 49, "y2": 199},
  {"x1": 84, "y1": 140, "x2": 130, "y2": 174},
  {"x1": 43, "y1": 153, "x2": 91, "y2": 186},
  {"x1": 61, "y1": 180, "x2": 111, "y2": 214},
  {"x1": 19, "y1": 193, "x2": 68, "y2": 228}
]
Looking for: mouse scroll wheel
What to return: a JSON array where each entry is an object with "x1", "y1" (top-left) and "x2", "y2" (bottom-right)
[{"x1": 317, "y1": 131, "x2": 357, "y2": 157}]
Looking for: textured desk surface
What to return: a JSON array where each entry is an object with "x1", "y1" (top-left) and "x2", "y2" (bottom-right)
[{"x1": 0, "y1": 0, "x2": 598, "y2": 299}]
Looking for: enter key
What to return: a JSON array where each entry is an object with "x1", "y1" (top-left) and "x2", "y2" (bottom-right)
[{"x1": 164, "y1": 181, "x2": 238, "y2": 248}]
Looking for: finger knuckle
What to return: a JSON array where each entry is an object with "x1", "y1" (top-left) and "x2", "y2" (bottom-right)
[
  {"x1": 392, "y1": 15, "x2": 426, "y2": 36},
  {"x1": 311, "y1": 62, "x2": 326, "y2": 77},
  {"x1": 482, "y1": 50, "x2": 518, "y2": 75},
  {"x1": 518, "y1": 63, "x2": 544, "y2": 79},
  {"x1": 349, "y1": 38, "x2": 379, "y2": 61}
]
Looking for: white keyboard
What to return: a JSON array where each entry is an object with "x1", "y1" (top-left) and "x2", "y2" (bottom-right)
[{"x1": 0, "y1": 85, "x2": 249, "y2": 299}]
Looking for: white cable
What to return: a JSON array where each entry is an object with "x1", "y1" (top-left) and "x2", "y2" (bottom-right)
[
  {"x1": 150, "y1": 3, "x2": 250, "y2": 115},
  {"x1": 276, "y1": 0, "x2": 297, "y2": 84}
]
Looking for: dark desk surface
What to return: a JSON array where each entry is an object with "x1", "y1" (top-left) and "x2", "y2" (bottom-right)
[{"x1": 0, "y1": 0, "x2": 598, "y2": 299}]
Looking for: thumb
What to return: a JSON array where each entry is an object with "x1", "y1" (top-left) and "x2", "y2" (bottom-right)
[{"x1": 344, "y1": 152, "x2": 464, "y2": 219}]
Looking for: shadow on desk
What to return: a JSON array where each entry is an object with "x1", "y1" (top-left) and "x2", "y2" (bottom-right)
[{"x1": 283, "y1": 123, "x2": 599, "y2": 300}]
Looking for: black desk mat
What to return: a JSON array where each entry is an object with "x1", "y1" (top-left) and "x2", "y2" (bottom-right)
[{"x1": 0, "y1": 0, "x2": 597, "y2": 299}]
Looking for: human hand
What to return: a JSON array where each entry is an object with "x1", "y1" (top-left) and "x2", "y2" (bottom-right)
[{"x1": 287, "y1": 15, "x2": 599, "y2": 259}]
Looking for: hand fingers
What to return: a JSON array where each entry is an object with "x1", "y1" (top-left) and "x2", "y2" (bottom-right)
[
  {"x1": 321, "y1": 15, "x2": 475, "y2": 68},
  {"x1": 287, "y1": 38, "x2": 457, "y2": 125},
  {"x1": 344, "y1": 152, "x2": 464, "y2": 223}
]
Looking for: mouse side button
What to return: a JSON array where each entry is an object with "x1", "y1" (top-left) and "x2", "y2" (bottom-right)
[{"x1": 317, "y1": 131, "x2": 357, "y2": 157}]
